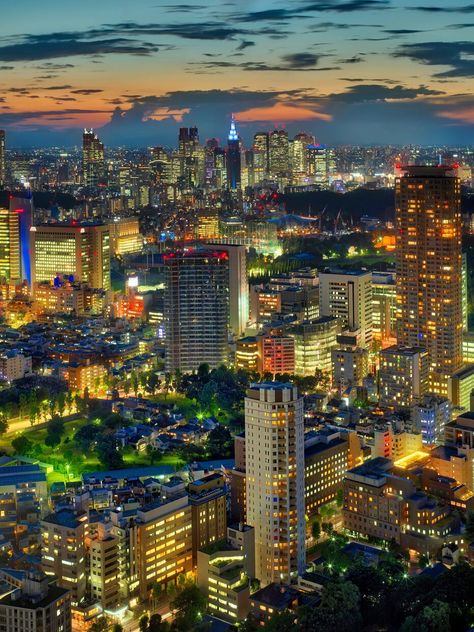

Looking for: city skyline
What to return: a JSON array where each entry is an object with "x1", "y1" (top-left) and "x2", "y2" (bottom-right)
[{"x1": 0, "y1": 0, "x2": 473, "y2": 147}]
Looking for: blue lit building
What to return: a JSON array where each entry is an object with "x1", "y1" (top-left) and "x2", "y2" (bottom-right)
[
  {"x1": 9, "y1": 192, "x2": 33, "y2": 286},
  {"x1": 226, "y1": 116, "x2": 241, "y2": 190}
]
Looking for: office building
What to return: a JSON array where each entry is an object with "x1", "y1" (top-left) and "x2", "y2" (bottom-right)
[
  {"x1": 306, "y1": 143, "x2": 336, "y2": 187},
  {"x1": 197, "y1": 524, "x2": 254, "y2": 623},
  {"x1": 372, "y1": 271, "x2": 397, "y2": 344},
  {"x1": 0, "y1": 207, "x2": 20, "y2": 282},
  {"x1": 448, "y1": 364, "x2": 474, "y2": 412},
  {"x1": 379, "y1": 345, "x2": 429, "y2": 408},
  {"x1": 30, "y1": 223, "x2": 111, "y2": 292},
  {"x1": 0, "y1": 130, "x2": 5, "y2": 187},
  {"x1": 164, "y1": 250, "x2": 229, "y2": 372},
  {"x1": 319, "y1": 269, "x2": 373, "y2": 347},
  {"x1": 412, "y1": 395, "x2": 451, "y2": 446},
  {"x1": 189, "y1": 473, "x2": 227, "y2": 564},
  {"x1": 331, "y1": 347, "x2": 368, "y2": 390},
  {"x1": 0, "y1": 571, "x2": 71, "y2": 632},
  {"x1": 396, "y1": 165, "x2": 463, "y2": 396},
  {"x1": 269, "y1": 129, "x2": 289, "y2": 177},
  {"x1": 235, "y1": 337, "x2": 259, "y2": 373},
  {"x1": 108, "y1": 217, "x2": 142, "y2": 256},
  {"x1": 371, "y1": 424, "x2": 423, "y2": 460},
  {"x1": 82, "y1": 128, "x2": 105, "y2": 187},
  {"x1": 227, "y1": 117, "x2": 241, "y2": 190},
  {"x1": 304, "y1": 430, "x2": 350, "y2": 515},
  {"x1": 133, "y1": 494, "x2": 193, "y2": 600},
  {"x1": 9, "y1": 194, "x2": 33, "y2": 285},
  {"x1": 259, "y1": 335, "x2": 295, "y2": 376},
  {"x1": 196, "y1": 209, "x2": 219, "y2": 240},
  {"x1": 245, "y1": 383, "x2": 305, "y2": 585},
  {"x1": 89, "y1": 522, "x2": 121, "y2": 611},
  {"x1": 41, "y1": 509, "x2": 88, "y2": 606},
  {"x1": 289, "y1": 316, "x2": 339, "y2": 376},
  {"x1": 253, "y1": 132, "x2": 269, "y2": 177}
]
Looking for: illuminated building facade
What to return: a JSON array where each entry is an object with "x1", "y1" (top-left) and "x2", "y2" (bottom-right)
[
  {"x1": 331, "y1": 347, "x2": 369, "y2": 390},
  {"x1": 41, "y1": 509, "x2": 89, "y2": 606},
  {"x1": 9, "y1": 195, "x2": 33, "y2": 285},
  {"x1": 396, "y1": 165, "x2": 463, "y2": 396},
  {"x1": 379, "y1": 345, "x2": 429, "y2": 408},
  {"x1": 372, "y1": 271, "x2": 397, "y2": 344},
  {"x1": 245, "y1": 383, "x2": 305, "y2": 585},
  {"x1": 412, "y1": 395, "x2": 451, "y2": 446},
  {"x1": 59, "y1": 362, "x2": 107, "y2": 395},
  {"x1": 227, "y1": 117, "x2": 241, "y2": 190},
  {"x1": 259, "y1": 335, "x2": 295, "y2": 376},
  {"x1": 134, "y1": 495, "x2": 193, "y2": 600},
  {"x1": 290, "y1": 316, "x2": 339, "y2": 376},
  {"x1": 108, "y1": 217, "x2": 142, "y2": 256},
  {"x1": 304, "y1": 430, "x2": 350, "y2": 515},
  {"x1": 31, "y1": 223, "x2": 111, "y2": 292},
  {"x1": 448, "y1": 364, "x2": 474, "y2": 413},
  {"x1": 82, "y1": 128, "x2": 105, "y2": 187},
  {"x1": 89, "y1": 523, "x2": 121, "y2": 611},
  {"x1": 0, "y1": 207, "x2": 20, "y2": 282},
  {"x1": 164, "y1": 250, "x2": 229, "y2": 371},
  {"x1": 319, "y1": 269, "x2": 373, "y2": 348},
  {"x1": 269, "y1": 129, "x2": 289, "y2": 178},
  {"x1": 189, "y1": 474, "x2": 227, "y2": 563},
  {"x1": 235, "y1": 337, "x2": 259, "y2": 373}
]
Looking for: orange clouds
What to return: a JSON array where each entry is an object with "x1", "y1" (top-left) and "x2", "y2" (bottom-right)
[
  {"x1": 437, "y1": 108, "x2": 474, "y2": 124},
  {"x1": 234, "y1": 102, "x2": 332, "y2": 123}
]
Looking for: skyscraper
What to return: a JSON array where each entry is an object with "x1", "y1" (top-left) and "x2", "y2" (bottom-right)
[
  {"x1": 0, "y1": 207, "x2": 20, "y2": 282},
  {"x1": 245, "y1": 383, "x2": 305, "y2": 586},
  {"x1": 253, "y1": 132, "x2": 269, "y2": 179},
  {"x1": 9, "y1": 194, "x2": 33, "y2": 285},
  {"x1": 396, "y1": 165, "x2": 463, "y2": 396},
  {"x1": 0, "y1": 130, "x2": 5, "y2": 188},
  {"x1": 269, "y1": 129, "x2": 289, "y2": 178},
  {"x1": 82, "y1": 128, "x2": 105, "y2": 187},
  {"x1": 164, "y1": 250, "x2": 229, "y2": 371},
  {"x1": 226, "y1": 116, "x2": 241, "y2": 190}
]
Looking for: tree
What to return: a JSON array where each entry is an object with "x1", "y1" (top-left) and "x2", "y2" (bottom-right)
[
  {"x1": 56, "y1": 392, "x2": 66, "y2": 418},
  {"x1": 265, "y1": 610, "x2": 296, "y2": 631},
  {"x1": 45, "y1": 416, "x2": 65, "y2": 448},
  {"x1": 418, "y1": 553, "x2": 430, "y2": 570},
  {"x1": 112, "y1": 625, "x2": 123, "y2": 632},
  {"x1": 148, "y1": 613, "x2": 169, "y2": 632},
  {"x1": 96, "y1": 436, "x2": 124, "y2": 470},
  {"x1": 400, "y1": 599, "x2": 450, "y2": 632},
  {"x1": 139, "y1": 615, "x2": 149, "y2": 632},
  {"x1": 130, "y1": 371, "x2": 139, "y2": 397},
  {"x1": 147, "y1": 372, "x2": 159, "y2": 394},
  {"x1": 336, "y1": 488, "x2": 344, "y2": 508},
  {"x1": 11, "y1": 435, "x2": 33, "y2": 455},
  {"x1": 239, "y1": 613, "x2": 259, "y2": 632},
  {"x1": 152, "y1": 581, "x2": 162, "y2": 602},
  {"x1": 88, "y1": 619, "x2": 109, "y2": 632},
  {"x1": 0, "y1": 413, "x2": 8, "y2": 435},
  {"x1": 322, "y1": 522, "x2": 334, "y2": 536},
  {"x1": 206, "y1": 424, "x2": 232, "y2": 458},
  {"x1": 298, "y1": 580, "x2": 361, "y2": 632},
  {"x1": 312, "y1": 520, "x2": 321, "y2": 540},
  {"x1": 171, "y1": 584, "x2": 206, "y2": 632}
]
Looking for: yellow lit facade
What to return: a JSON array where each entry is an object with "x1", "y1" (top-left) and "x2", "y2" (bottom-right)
[{"x1": 0, "y1": 207, "x2": 20, "y2": 282}]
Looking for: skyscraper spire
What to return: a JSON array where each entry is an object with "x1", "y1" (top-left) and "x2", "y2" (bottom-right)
[{"x1": 228, "y1": 114, "x2": 238, "y2": 141}]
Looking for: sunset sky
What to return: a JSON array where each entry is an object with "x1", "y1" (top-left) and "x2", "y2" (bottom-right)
[{"x1": 1, "y1": 0, "x2": 474, "y2": 146}]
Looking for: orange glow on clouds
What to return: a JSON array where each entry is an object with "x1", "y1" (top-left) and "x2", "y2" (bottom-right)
[
  {"x1": 234, "y1": 102, "x2": 332, "y2": 123},
  {"x1": 437, "y1": 108, "x2": 474, "y2": 124}
]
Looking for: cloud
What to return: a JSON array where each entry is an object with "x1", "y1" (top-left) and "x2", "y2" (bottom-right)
[
  {"x1": 192, "y1": 52, "x2": 337, "y2": 72},
  {"x1": 437, "y1": 107, "x2": 474, "y2": 123},
  {"x1": 395, "y1": 41, "x2": 474, "y2": 77},
  {"x1": 323, "y1": 83, "x2": 444, "y2": 103},
  {"x1": 236, "y1": 40, "x2": 255, "y2": 51},
  {"x1": 43, "y1": 85, "x2": 73, "y2": 90},
  {"x1": 0, "y1": 32, "x2": 159, "y2": 61},
  {"x1": 71, "y1": 89, "x2": 104, "y2": 95},
  {"x1": 236, "y1": 0, "x2": 389, "y2": 22},
  {"x1": 235, "y1": 103, "x2": 332, "y2": 122},
  {"x1": 411, "y1": 4, "x2": 474, "y2": 12}
]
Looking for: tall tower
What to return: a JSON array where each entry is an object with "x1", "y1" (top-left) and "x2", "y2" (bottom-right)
[
  {"x1": 164, "y1": 250, "x2": 229, "y2": 371},
  {"x1": 253, "y1": 132, "x2": 270, "y2": 178},
  {"x1": 269, "y1": 129, "x2": 289, "y2": 177},
  {"x1": 0, "y1": 130, "x2": 5, "y2": 188},
  {"x1": 82, "y1": 128, "x2": 105, "y2": 187},
  {"x1": 245, "y1": 382, "x2": 305, "y2": 586},
  {"x1": 226, "y1": 116, "x2": 241, "y2": 190},
  {"x1": 396, "y1": 165, "x2": 463, "y2": 396}
]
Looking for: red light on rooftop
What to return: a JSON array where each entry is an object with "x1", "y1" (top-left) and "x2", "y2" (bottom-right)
[{"x1": 14, "y1": 208, "x2": 23, "y2": 214}]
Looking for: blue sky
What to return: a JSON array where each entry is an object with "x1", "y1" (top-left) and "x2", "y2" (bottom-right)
[{"x1": 0, "y1": 0, "x2": 473, "y2": 146}]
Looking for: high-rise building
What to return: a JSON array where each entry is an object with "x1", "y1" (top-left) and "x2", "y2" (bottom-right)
[
  {"x1": 108, "y1": 217, "x2": 142, "y2": 256},
  {"x1": 253, "y1": 132, "x2": 269, "y2": 179},
  {"x1": 0, "y1": 130, "x2": 5, "y2": 187},
  {"x1": 31, "y1": 223, "x2": 111, "y2": 292},
  {"x1": 164, "y1": 250, "x2": 229, "y2": 371},
  {"x1": 289, "y1": 316, "x2": 339, "y2": 376},
  {"x1": 289, "y1": 133, "x2": 314, "y2": 177},
  {"x1": 396, "y1": 165, "x2": 463, "y2": 396},
  {"x1": 82, "y1": 129, "x2": 105, "y2": 187},
  {"x1": 411, "y1": 395, "x2": 451, "y2": 446},
  {"x1": 205, "y1": 243, "x2": 248, "y2": 336},
  {"x1": 372, "y1": 271, "x2": 397, "y2": 345},
  {"x1": 0, "y1": 207, "x2": 20, "y2": 282},
  {"x1": 227, "y1": 117, "x2": 241, "y2": 190},
  {"x1": 245, "y1": 383, "x2": 305, "y2": 585},
  {"x1": 319, "y1": 269, "x2": 373, "y2": 348},
  {"x1": 379, "y1": 345, "x2": 429, "y2": 408},
  {"x1": 306, "y1": 144, "x2": 336, "y2": 187},
  {"x1": 41, "y1": 509, "x2": 89, "y2": 606},
  {"x1": 269, "y1": 129, "x2": 289, "y2": 178},
  {"x1": 9, "y1": 194, "x2": 33, "y2": 285},
  {"x1": 331, "y1": 347, "x2": 369, "y2": 390}
]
